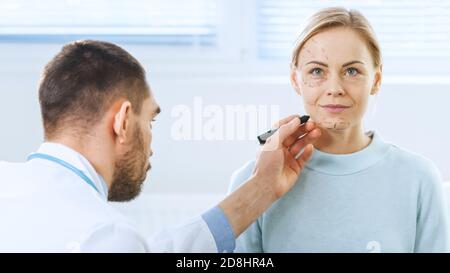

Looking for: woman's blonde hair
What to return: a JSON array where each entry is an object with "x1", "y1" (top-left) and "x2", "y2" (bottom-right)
[{"x1": 291, "y1": 7, "x2": 382, "y2": 68}]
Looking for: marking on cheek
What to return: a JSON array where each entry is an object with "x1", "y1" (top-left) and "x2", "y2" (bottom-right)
[
  {"x1": 308, "y1": 81, "x2": 323, "y2": 88},
  {"x1": 301, "y1": 77, "x2": 311, "y2": 86}
]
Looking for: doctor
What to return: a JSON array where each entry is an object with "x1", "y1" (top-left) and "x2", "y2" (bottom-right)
[{"x1": 0, "y1": 40, "x2": 321, "y2": 252}]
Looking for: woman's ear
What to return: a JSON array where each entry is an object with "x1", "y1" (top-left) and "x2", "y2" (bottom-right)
[
  {"x1": 371, "y1": 64, "x2": 383, "y2": 95},
  {"x1": 290, "y1": 65, "x2": 302, "y2": 96},
  {"x1": 113, "y1": 101, "x2": 132, "y2": 144}
]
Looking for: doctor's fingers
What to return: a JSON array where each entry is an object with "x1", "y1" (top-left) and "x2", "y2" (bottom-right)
[
  {"x1": 295, "y1": 144, "x2": 314, "y2": 170},
  {"x1": 266, "y1": 116, "x2": 304, "y2": 149},
  {"x1": 272, "y1": 114, "x2": 300, "y2": 128},
  {"x1": 283, "y1": 121, "x2": 317, "y2": 147},
  {"x1": 262, "y1": 118, "x2": 299, "y2": 151},
  {"x1": 264, "y1": 118, "x2": 317, "y2": 150},
  {"x1": 288, "y1": 128, "x2": 321, "y2": 156}
]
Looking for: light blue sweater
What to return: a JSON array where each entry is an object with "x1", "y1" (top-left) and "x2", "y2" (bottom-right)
[{"x1": 229, "y1": 132, "x2": 450, "y2": 253}]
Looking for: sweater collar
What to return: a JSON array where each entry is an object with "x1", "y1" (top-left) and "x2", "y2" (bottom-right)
[{"x1": 305, "y1": 131, "x2": 391, "y2": 176}]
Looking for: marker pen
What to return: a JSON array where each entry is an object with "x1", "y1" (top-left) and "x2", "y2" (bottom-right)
[{"x1": 257, "y1": 115, "x2": 310, "y2": 145}]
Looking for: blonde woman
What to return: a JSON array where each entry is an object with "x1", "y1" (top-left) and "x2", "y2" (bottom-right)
[{"x1": 228, "y1": 7, "x2": 449, "y2": 253}]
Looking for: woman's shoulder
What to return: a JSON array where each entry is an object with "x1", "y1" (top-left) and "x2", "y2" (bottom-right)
[{"x1": 385, "y1": 141, "x2": 441, "y2": 182}]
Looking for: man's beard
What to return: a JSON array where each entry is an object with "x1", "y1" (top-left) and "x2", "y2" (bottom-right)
[{"x1": 108, "y1": 125, "x2": 149, "y2": 202}]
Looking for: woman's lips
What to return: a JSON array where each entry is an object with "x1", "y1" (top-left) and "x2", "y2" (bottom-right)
[{"x1": 320, "y1": 104, "x2": 350, "y2": 114}]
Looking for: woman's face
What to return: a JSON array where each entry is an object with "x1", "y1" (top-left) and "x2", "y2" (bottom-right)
[{"x1": 291, "y1": 27, "x2": 382, "y2": 131}]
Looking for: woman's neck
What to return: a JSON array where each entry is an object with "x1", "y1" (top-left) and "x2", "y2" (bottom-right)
[{"x1": 313, "y1": 123, "x2": 372, "y2": 154}]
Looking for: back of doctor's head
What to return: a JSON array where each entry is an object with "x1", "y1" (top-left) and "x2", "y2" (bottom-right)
[{"x1": 38, "y1": 40, "x2": 149, "y2": 139}]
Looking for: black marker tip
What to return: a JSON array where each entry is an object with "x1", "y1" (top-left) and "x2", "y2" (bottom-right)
[{"x1": 300, "y1": 115, "x2": 310, "y2": 124}]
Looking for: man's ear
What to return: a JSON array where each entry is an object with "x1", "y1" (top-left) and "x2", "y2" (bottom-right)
[
  {"x1": 371, "y1": 64, "x2": 383, "y2": 95},
  {"x1": 290, "y1": 65, "x2": 302, "y2": 96},
  {"x1": 113, "y1": 101, "x2": 132, "y2": 144}
]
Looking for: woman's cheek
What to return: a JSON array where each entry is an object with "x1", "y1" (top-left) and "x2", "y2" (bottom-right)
[
  {"x1": 301, "y1": 88, "x2": 320, "y2": 108},
  {"x1": 355, "y1": 95, "x2": 370, "y2": 118},
  {"x1": 344, "y1": 82, "x2": 371, "y2": 110}
]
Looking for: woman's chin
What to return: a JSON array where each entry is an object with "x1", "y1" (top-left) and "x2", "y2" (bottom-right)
[{"x1": 314, "y1": 117, "x2": 351, "y2": 131}]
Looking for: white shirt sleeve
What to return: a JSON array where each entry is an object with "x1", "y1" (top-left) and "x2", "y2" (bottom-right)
[
  {"x1": 147, "y1": 216, "x2": 218, "y2": 253},
  {"x1": 78, "y1": 218, "x2": 218, "y2": 253},
  {"x1": 79, "y1": 206, "x2": 234, "y2": 253}
]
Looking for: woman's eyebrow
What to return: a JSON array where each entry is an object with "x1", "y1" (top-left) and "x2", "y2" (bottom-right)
[
  {"x1": 304, "y1": 60, "x2": 365, "y2": 68},
  {"x1": 342, "y1": 60, "x2": 365, "y2": 67},
  {"x1": 305, "y1": 61, "x2": 328, "y2": 67}
]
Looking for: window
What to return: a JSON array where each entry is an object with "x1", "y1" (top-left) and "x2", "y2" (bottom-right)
[
  {"x1": 257, "y1": 0, "x2": 450, "y2": 60},
  {"x1": 0, "y1": 0, "x2": 219, "y2": 47}
]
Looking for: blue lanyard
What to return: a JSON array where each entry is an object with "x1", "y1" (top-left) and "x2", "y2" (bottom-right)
[{"x1": 27, "y1": 153, "x2": 100, "y2": 194}]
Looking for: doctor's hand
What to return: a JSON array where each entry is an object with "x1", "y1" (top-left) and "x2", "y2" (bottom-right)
[
  {"x1": 219, "y1": 115, "x2": 321, "y2": 238},
  {"x1": 253, "y1": 115, "x2": 321, "y2": 199}
]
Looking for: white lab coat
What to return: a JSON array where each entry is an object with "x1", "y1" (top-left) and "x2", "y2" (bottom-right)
[{"x1": 0, "y1": 143, "x2": 218, "y2": 252}]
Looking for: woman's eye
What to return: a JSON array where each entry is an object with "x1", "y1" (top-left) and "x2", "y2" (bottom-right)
[
  {"x1": 345, "y1": 67, "x2": 359, "y2": 76},
  {"x1": 310, "y1": 68, "x2": 323, "y2": 77}
]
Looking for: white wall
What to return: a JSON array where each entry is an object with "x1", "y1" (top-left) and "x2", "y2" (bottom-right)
[{"x1": 0, "y1": 43, "x2": 449, "y2": 196}]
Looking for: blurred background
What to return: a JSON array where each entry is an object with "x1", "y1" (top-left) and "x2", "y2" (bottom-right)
[{"x1": 0, "y1": 0, "x2": 449, "y2": 237}]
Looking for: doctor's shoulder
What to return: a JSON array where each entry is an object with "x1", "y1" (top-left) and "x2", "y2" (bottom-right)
[
  {"x1": 0, "y1": 160, "x2": 13, "y2": 169},
  {"x1": 0, "y1": 160, "x2": 27, "y2": 179},
  {"x1": 0, "y1": 160, "x2": 5, "y2": 177},
  {"x1": 228, "y1": 160, "x2": 256, "y2": 194}
]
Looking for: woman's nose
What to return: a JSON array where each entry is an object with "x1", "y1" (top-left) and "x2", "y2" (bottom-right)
[
  {"x1": 326, "y1": 88, "x2": 344, "y2": 96},
  {"x1": 326, "y1": 75, "x2": 345, "y2": 96}
]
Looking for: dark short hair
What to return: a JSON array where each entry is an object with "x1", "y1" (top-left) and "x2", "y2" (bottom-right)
[{"x1": 38, "y1": 40, "x2": 149, "y2": 138}]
